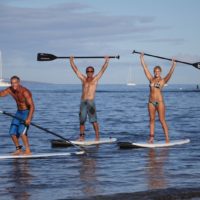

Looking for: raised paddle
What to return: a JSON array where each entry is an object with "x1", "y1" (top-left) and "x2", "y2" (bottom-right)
[
  {"x1": 37, "y1": 53, "x2": 120, "y2": 61},
  {"x1": 132, "y1": 50, "x2": 200, "y2": 70},
  {"x1": 0, "y1": 110, "x2": 86, "y2": 153}
]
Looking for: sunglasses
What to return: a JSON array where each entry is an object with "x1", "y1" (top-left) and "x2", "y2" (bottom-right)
[{"x1": 86, "y1": 70, "x2": 94, "y2": 73}]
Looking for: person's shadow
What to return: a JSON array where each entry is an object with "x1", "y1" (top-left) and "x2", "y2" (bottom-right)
[{"x1": 146, "y1": 148, "x2": 169, "y2": 190}]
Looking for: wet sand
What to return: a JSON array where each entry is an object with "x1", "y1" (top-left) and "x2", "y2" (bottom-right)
[{"x1": 72, "y1": 187, "x2": 200, "y2": 200}]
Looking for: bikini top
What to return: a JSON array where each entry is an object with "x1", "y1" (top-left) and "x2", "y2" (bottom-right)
[{"x1": 149, "y1": 81, "x2": 161, "y2": 89}]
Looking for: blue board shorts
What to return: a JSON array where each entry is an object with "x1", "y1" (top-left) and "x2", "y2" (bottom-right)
[
  {"x1": 79, "y1": 100, "x2": 97, "y2": 125},
  {"x1": 9, "y1": 110, "x2": 29, "y2": 137}
]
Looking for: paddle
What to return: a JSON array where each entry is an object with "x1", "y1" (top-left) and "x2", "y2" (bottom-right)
[
  {"x1": 132, "y1": 50, "x2": 200, "y2": 70},
  {"x1": 37, "y1": 53, "x2": 120, "y2": 61},
  {"x1": 0, "y1": 110, "x2": 86, "y2": 152}
]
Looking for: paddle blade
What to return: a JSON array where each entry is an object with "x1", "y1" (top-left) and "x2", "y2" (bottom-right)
[
  {"x1": 37, "y1": 53, "x2": 57, "y2": 61},
  {"x1": 193, "y1": 62, "x2": 200, "y2": 70},
  {"x1": 132, "y1": 50, "x2": 138, "y2": 54},
  {"x1": 116, "y1": 55, "x2": 120, "y2": 59}
]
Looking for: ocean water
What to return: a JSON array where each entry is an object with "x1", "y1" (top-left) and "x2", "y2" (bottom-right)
[{"x1": 0, "y1": 83, "x2": 200, "y2": 200}]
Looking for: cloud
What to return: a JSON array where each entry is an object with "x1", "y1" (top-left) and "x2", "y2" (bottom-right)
[
  {"x1": 0, "y1": 3, "x2": 165, "y2": 48},
  {"x1": 0, "y1": 2, "x2": 190, "y2": 84},
  {"x1": 139, "y1": 38, "x2": 185, "y2": 45}
]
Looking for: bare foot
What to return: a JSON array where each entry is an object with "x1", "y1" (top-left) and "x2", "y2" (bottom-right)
[
  {"x1": 148, "y1": 135, "x2": 154, "y2": 144},
  {"x1": 95, "y1": 136, "x2": 100, "y2": 141},
  {"x1": 78, "y1": 137, "x2": 85, "y2": 141},
  {"x1": 78, "y1": 133, "x2": 85, "y2": 141},
  {"x1": 166, "y1": 138, "x2": 170, "y2": 143},
  {"x1": 23, "y1": 150, "x2": 32, "y2": 155},
  {"x1": 12, "y1": 149, "x2": 23, "y2": 155}
]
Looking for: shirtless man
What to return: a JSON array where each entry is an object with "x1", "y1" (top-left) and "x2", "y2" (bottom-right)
[
  {"x1": 70, "y1": 56, "x2": 110, "y2": 141},
  {"x1": 0, "y1": 76, "x2": 35, "y2": 154}
]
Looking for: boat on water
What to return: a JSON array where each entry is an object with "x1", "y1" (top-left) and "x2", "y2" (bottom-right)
[
  {"x1": 0, "y1": 79, "x2": 10, "y2": 87},
  {"x1": 127, "y1": 66, "x2": 136, "y2": 86},
  {"x1": 127, "y1": 82, "x2": 136, "y2": 86},
  {"x1": 0, "y1": 51, "x2": 10, "y2": 87}
]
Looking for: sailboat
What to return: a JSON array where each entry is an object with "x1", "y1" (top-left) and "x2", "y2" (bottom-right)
[
  {"x1": 127, "y1": 66, "x2": 136, "y2": 86},
  {"x1": 0, "y1": 51, "x2": 10, "y2": 87}
]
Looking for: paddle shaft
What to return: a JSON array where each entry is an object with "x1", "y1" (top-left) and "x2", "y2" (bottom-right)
[
  {"x1": 57, "y1": 56, "x2": 118, "y2": 59},
  {"x1": 37, "y1": 53, "x2": 120, "y2": 61},
  {"x1": 0, "y1": 110, "x2": 85, "y2": 151},
  {"x1": 133, "y1": 50, "x2": 193, "y2": 66}
]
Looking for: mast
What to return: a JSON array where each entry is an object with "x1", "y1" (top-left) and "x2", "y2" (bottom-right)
[
  {"x1": 0, "y1": 50, "x2": 2, "y2": 80},
  {"x1": 127, "y1": 66, "x2": 136, "y2": 85}
]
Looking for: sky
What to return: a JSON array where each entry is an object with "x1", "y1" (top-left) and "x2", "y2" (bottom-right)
[{"x1": 0, "y1": 0, "x2": 200, "y2": 84}]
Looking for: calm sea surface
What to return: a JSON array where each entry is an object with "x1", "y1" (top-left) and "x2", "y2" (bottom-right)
[{"x1": 0, "y1": 83, "x2": 200, "y2": 200}]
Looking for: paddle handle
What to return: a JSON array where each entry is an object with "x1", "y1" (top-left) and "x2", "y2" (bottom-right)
[{"x1": 132, "y1": 50, "x2": 193, "y2": 66}]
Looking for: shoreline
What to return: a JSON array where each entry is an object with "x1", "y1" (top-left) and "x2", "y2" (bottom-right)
[{"x1": 61, "y1": 187, "x2": 200, "y2": 200}]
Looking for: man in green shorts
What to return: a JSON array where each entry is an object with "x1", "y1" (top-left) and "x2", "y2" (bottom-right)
[{"x1": 69, "y1": 56, "x2": 110, "y2": 141}]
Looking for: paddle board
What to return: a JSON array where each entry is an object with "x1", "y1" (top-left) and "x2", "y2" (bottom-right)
[
  {"x1": 0, "y1": 151, "x2": 85, "y2": 159},
  {"x1": 118, "y1": 139, "x2": 190, "y2": 148},
  {"x1": 51, "y1": 137, "x2": 117, "y2": 147}
]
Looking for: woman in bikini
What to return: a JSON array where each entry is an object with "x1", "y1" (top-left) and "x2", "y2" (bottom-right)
[{"x1": 140, "y1": 53, "x2": 176, "y2": 143}]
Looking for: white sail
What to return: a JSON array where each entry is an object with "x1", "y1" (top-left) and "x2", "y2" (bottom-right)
[
  {"x1": 127, "y1": 66, "x2": 136, "y2": 86},
  {"x1": 0, "y1": 51, "x2": 10, "y2": 87}
]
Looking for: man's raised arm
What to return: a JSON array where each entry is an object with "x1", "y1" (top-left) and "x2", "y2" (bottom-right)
[
  {"x1": 94, "y1": 57, "x2": 110, "y2": 81},
  {"x1": 69, "y1": 57, "x2": 85, "y2": 82}
]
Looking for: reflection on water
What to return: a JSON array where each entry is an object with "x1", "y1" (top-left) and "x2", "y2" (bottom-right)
[
  {"x1": 0, "y1": 84, "x2": 199, "y2": 199},
  {"x1": 7, "y1": 160, "x2": 33, "y2": 200},
  {"x1": 146, "y1": 148, "x2": 169, "y2": 190},
  {"x1": 79, "y1": 148, "x2": 99, "y2": 197}
]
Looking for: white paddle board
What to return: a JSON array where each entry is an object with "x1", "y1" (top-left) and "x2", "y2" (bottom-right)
[
  {"x1": 72, "y1": 137, "x2": 117, "y2": 146},
  {"x1": 51, "y1": 137, "x2": 117, "y2": 147},
  {"x1": 0, "y1": 151, "x2": 85, "y2": 160},
  {"x1": 118, "y1": 139, "x2": 190, "y2": 148}
]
